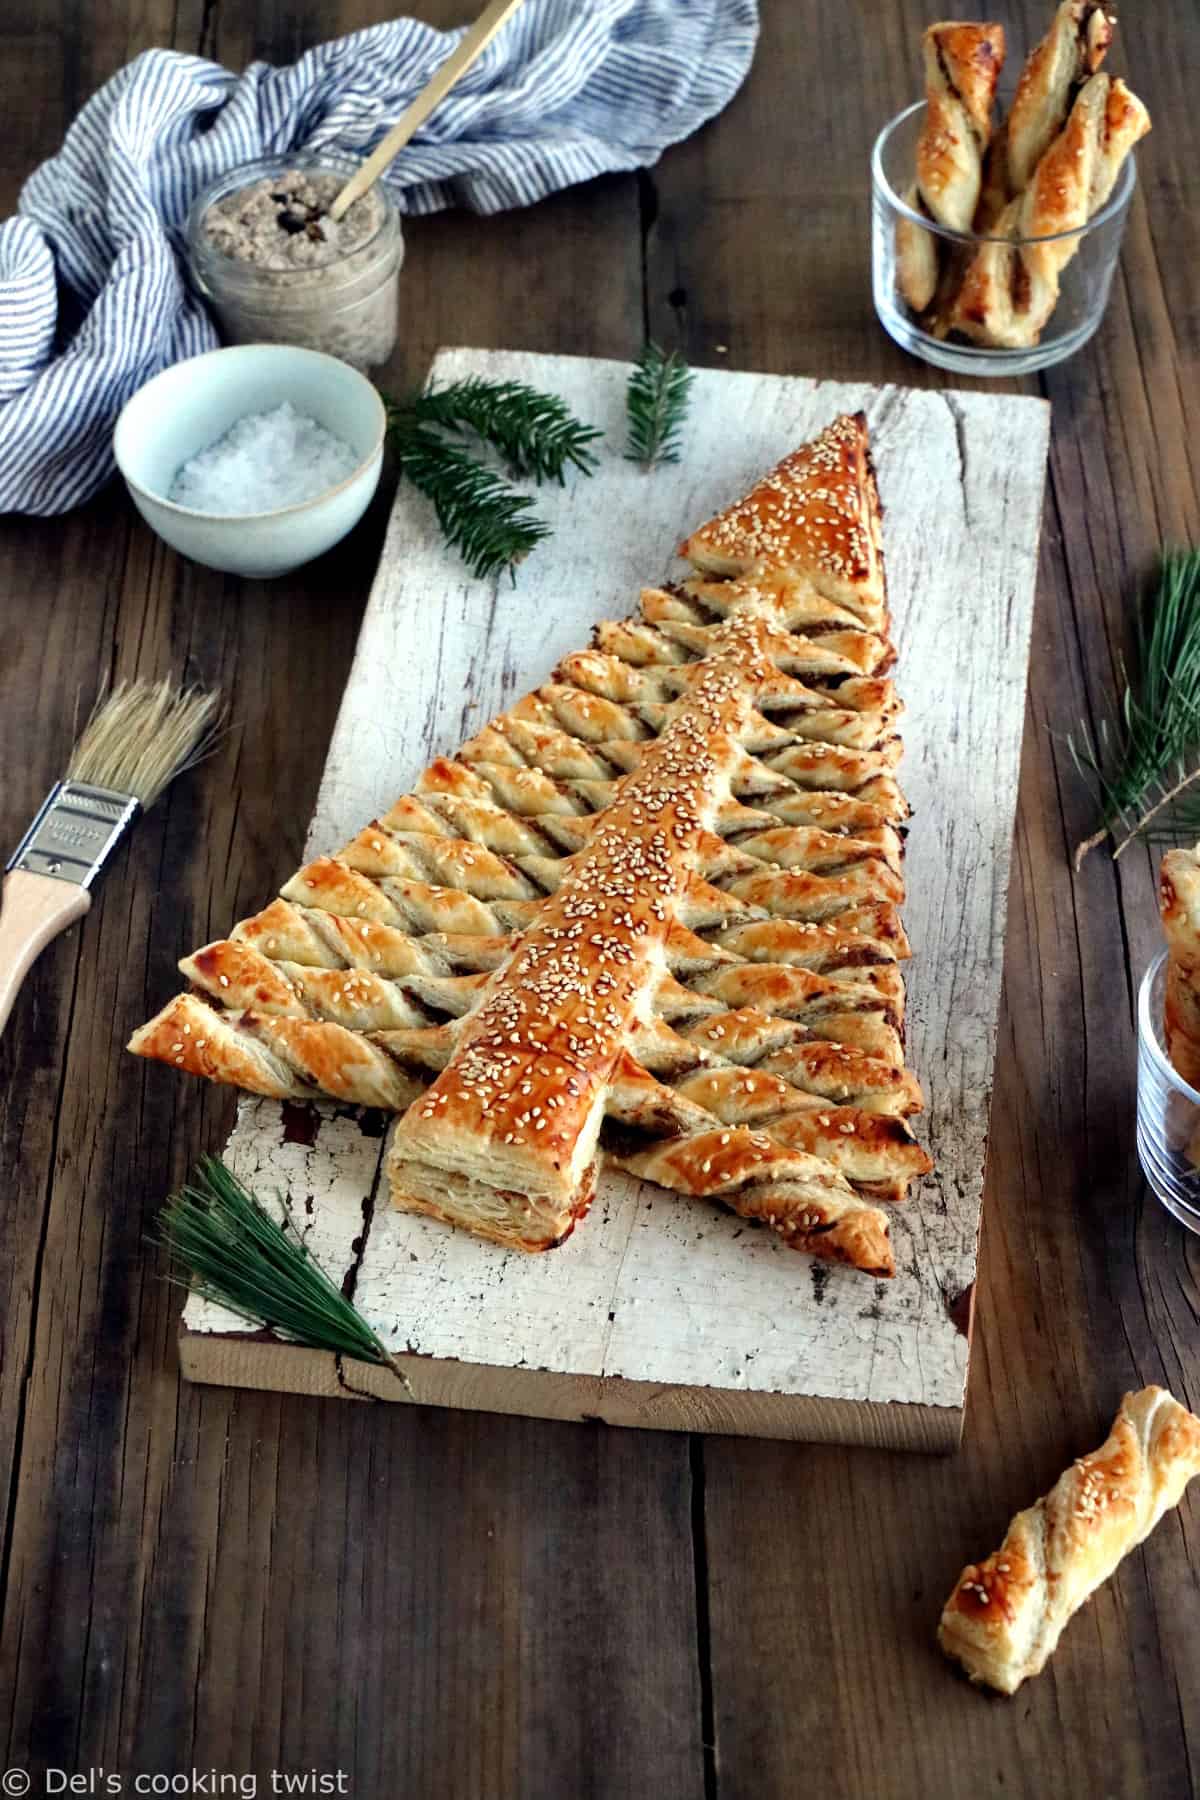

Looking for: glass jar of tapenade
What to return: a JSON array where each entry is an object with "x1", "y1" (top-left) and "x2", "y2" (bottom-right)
[{"x1": 186, "y1": 153, "x2": 404, "y2": 370}]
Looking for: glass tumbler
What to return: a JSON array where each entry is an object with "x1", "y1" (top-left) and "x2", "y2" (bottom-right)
[
  {"x1": 870, "y1": 97, "x2": 1137, "y2": 377},
  {"x1": 1137, "y1": 951, "x2": 1200, "y2": 1235}
]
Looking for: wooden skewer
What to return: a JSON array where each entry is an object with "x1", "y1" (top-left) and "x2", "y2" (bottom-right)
[{"x1": 327, "y1": 0, "x2": 530, "y2": 223}]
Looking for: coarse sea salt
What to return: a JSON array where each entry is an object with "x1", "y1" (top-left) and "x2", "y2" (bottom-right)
[{"x1": 168, "y1": 402, "x2": 359, "y2": 515}]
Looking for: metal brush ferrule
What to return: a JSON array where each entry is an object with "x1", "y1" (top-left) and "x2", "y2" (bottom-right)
[{"x1": 6, "y1": 781, "x2": 141, "y2": 888}]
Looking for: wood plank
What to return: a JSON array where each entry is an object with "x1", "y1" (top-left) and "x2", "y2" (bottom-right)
[
  {"x1": 176, "y1": 348, "x2": 1048, "y2": 1450},
  {"x1": 124, "y1": 1400, "x2": 702, "y2": 1800},
  {"x1": 180, "y1": 1330, "x2": 967, "y2": 1448},
  {"x1": 645, "y1": 0, "x2": 1200, "y2": 1791}
]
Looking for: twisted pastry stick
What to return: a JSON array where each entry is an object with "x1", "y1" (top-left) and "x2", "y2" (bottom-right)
[
  {"x1": 948, "y1": 72, "x2": 1150, "y2": 349},
  {"x1": 1004, "y1": 0, "x2": 1114, "y2": 195},
  {"x1": 896, "y1": 21, "x2": 1006, "y2": 314},
  {"x1": 936, "y1": 0, "x2": 1143, "y2": 348},
  {"x1": 939, "y1": 1388, "x2": 1200, "y2": 1693},
  {"x1": 963, "y1": 0, "x2": 1114, "y2": 241},
  {"x1": 1159, "y1": 845, "x2": 1200, "y2": 1090}
]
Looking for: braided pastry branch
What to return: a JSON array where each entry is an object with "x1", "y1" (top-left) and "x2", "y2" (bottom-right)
[{"x1": 602, "y1": 1054, "x2": 897, "y2": 1277}]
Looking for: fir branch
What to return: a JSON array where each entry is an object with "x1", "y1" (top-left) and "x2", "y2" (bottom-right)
[
  {"x1": 383, "y1": 377, "x2": 598, "y2": 581},
  {"x1": 1071, "y1": 549, "x2": 1200, "y2": 865},
  {"x1": 388, "y1": 419, "x2": 550, "y2": 582},
  {"x1": 157, "y1": 1155, "x2": 408, "y2": 1384},
  {"x1": 410, "y1": 377, "x2": 601, "y2": 484},
  {"x1": 625, "y1": 342, "x2": 694, "y2": 468}
]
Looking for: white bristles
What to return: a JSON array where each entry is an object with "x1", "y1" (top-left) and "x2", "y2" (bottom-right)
[{"x1": 67, "y1": 679, "x2": 222, "y2": 809}]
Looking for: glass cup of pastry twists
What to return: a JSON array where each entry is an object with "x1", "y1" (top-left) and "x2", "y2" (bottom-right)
[
  {"x1": 1137, "y1": 952, "x2": 1200, "y2": 1236},
  {"x1": 870, "y1": 97, "x2": 1137, "y2": 377}
]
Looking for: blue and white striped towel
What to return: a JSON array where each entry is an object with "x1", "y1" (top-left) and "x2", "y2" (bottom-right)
[{"x1": 0, "y1": 1, "x2": 757, "y2": 515}]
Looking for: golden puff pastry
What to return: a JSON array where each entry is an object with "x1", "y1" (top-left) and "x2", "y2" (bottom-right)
[
  {"x1": 386, "y1": 416, "x2": 926, "y2": 1267},
  {"x1": 939, "y1": 1387, "x2": 1200, "y2": 1694},
  {"x1": 936, "y1": 0, "x2": 1147, "y2": 349},
  {"x1": 1159, "y1": 844, "x2": 1200, "y2": 1091},
  {"x1": 949, "y1": 72, "x2": 1150, "y2": 350},
  {"x1": 896, "y1": 21, "x2": 1006, "y2": 313},
  {"x1": 678, "y1": 416, "x2": 888, "y2": 630},
  {"x1": 1004, "y1": 0, "x2": 1115, "y2": 196},
  {"x1": 132, "y1": 414, "x2": 929, "y2": 1275}
]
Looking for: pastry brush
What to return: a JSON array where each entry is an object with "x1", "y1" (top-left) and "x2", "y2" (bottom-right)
[{"x1": 0, "y1": 679, "x2": 220, "y2": 1034}]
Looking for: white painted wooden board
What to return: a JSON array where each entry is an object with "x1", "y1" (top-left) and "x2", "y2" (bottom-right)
[{"x1": 181, "y1": 349, "x2": 1050, "y2": 1451}]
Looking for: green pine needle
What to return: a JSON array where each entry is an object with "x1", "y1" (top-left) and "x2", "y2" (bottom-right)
[
  {"x1": 1070, "y1": 548, "x2": 1200, "y2": 863},
  {"x1": 384, "y1": 377, "x2": 599, "y2": 582},
  {"x1": 625, "y1": 342, "x2": 694, "y2": 468},
  {"x1": 410, "y1": 377, "x2": 601, "y2": 484},
  {"x1": 391, "y1": 422, "x2": 550, "y2": 582},
  {"x1": 157, "y1": 1155, "x2": 395, "y2": 1370}
]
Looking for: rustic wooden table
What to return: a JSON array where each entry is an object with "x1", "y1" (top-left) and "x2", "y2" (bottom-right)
[{"x1": 2, "y1": 2, "x2": 1198, "y2": 1795}]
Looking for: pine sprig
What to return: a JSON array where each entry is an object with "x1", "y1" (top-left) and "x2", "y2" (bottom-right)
[
  {"x1": 1070, "y1": 549, "x2": 1200, "y2": 864},
  {"x1": 411, "y1": 377, "x2": 601, "y2": 483},
  {"x1": 391, "y1": 422, "x2": 550, "y2": 581},
  {"x1": 384, "y1": 377, "x2": 599, "y2": 582},
  {"x1": 157, "y1": 1155, "x2": 405, "y2": 1378},
  {"x1": 625, "y1": 342, "x2": 694, "y2": 468}
]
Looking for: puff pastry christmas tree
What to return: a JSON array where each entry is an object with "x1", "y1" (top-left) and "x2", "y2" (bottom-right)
[{"x1": 130, "y1": 413, "x2": 931, "y2": 1277}]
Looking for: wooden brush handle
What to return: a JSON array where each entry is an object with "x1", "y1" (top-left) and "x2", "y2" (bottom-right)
[{"x1": 0, "y1": 869, "x2": 91, "y2": 1034}]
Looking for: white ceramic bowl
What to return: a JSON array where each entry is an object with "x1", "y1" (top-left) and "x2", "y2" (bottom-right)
[{"x1": 113, "y1": 343, "x2": 386, "y2": 579}]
